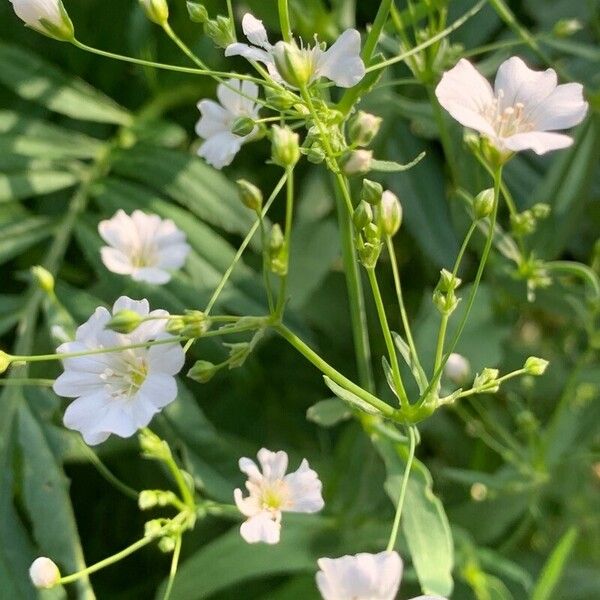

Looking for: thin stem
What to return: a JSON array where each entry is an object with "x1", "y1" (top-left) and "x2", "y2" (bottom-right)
[
  {"x1": 362, "y1": 0, "x2": 393, "y2": 62},
  {"x1": 275, "y1": 167, "x2": 295, "y2": 319},
  {"x1": 278, "y1": 0, "x2": 293, "y2": 42},
  {"x1": 386, "y1": 426, "x2": 417, "y2": 551},
  {"x1": 205, "y1": 173, "x2": 288, "y2": 315},
  {"x1": 162, "y1": 535, "x2": 183, "y2": 600},
  {"x1": 164, "y1": 453, "x2": 195, "y2": 509},
  {"x1": 366, "y1": 268, "x2": 409, "y2": 408},
  {"x1": 433, "y1": 314, "x2": 449, "y2": 374},
  {"x1": 226, "y1": 0, "x2": 236, "y2": 37},
  {"x1": 275, "y1": 324, "x2": 398, "y2": 419},
  {"x1": 162, "y1": 22, "x2": 209, "y2": 70},
  {"x1": 260, "y1": 217, "x2": 276, "y2": 314}
]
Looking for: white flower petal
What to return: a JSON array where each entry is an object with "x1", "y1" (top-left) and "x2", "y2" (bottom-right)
[
  {"x1": 98, "y1": 210, "x2": 136, "y2": 250},
  {"x1": 113, "y1": 296, "x2": 150, "y2": 316},
  {"x1": 147, "y1": 341, "x2": 185, "y2": 376},
  {"x1": 10, "y1": 0, "x2": 63, "y2": 31},
  {"x1": 157, "y1": 243, "x2": 190, "y2": 270},
  {"x1": 240, "y1": 512, "x2": 281, "y2": 544},
  {"x1": 503, "y1": 131, "x2": 573, "y2": 154},
  {"x1": 241, "y1": 13, "x2": 271, "y2": 49},
  {"x1": 73, "y1": 307, "x2": 111, "y2": 343},
  {"x1": 53, "y1": 370, "x2": 106, "y2": 398},
  {"x1": 195, "y1": 99, "x2": 231, "y2": 139},
  {"x1": 239, "y1": 456, "x2": 262, "y2": 480},
  {"x1": 435, "y1": 58, "x2": 495, "y2": 136},
  {"x1": 284, "y1": 459, "x2": 324, "y2": 513},
  {"x1": 224, "y1": 42, "x2": 274, "y2": 68},
  {"x1": 257, "y1": 448, "x2": 288, "y2": 481},
  {"x1": 137, "y1": 373, "x2": 178, "y2": 409},
  {"x1": 530, "y1": 82, "x2": 588, "y2": 131},
  {"x1": 131, "y1": 266, "x2": 172, "y2": 285},
  {"x1": 234, "y1": 487, "x2": 261, "y2": 517},
  {"x1": 63, "y1": 391, "x2": 113, "y2": 439},
  {"x1": 217, "y1": 79, "x2": 259, "y2": 117},
  {"x1": 198, "y1": 131, "x2": 243, "y2": 169},
  {"x1": 316, "y1": 29, "x2": 365, "y2": 88}
]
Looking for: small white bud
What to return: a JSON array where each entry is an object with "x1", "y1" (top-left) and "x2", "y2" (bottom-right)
[
  {"x1": 139, "y1": 0, "x2": 169, "y2": 25},
  {"x1": 10, "y1": 0, "x2": 74, "y2": 41},
  {"x1": 349, "y1": 111, "x2": 382, "y2": 147},
  {"x1": 29, "y1": 557, "x2": 60, "y2": 589},
  {"x1": 342, "y1": 150, "x2": 373, "y2": 176},
  {"x1": 271, "y1": 125, "x2": 300, "y2": 168},
  {"x1": 444, "y1": 353, "x2": 471, "y2": 385},
  {"x1": 379, "y1": 190, "x2": 402, "y2": 236},
  {"x1": 473, "y1": 188, "x2": 495, "y2": 219},
  {"x1": 272, "y1": 41, "x2": 314, "y2": 88},
  {"x1": 524, "y1": 356, "x2": 549, "y2": 376}
]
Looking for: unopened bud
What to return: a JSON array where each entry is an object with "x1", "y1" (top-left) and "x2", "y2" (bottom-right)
[
  {"x1": 29, "y1": 557, "x2": 60, "y2": 589},
  {"x1": 511, "y1": 210, "x2": 536, "y2": 236},
  {"x1": 271, "y1": 125, "x2": 300, "y2": 167},
  {"x1": 473, "y1": 367, "x2": 500, "y2": 392},
  {"x1": 473, "y1": 188, "x2": 494, "y2": 219},
  {"x1": 363, "y1": 222, "x2": 380, "y2": 245},
  {"x1": 236, "y1": 179, "x2": 263, "y2": 212},
  {"x1": 361, "y1": 179, "x2": 383, "y2": 205},
  {"x1": 139, "y1": 0, "x2": 169, "y2": 25},
  {"x1": 444, "y1": 353, "x2": 471, "y2": 385},
  {"x1": 379, "y1": 190, "x2": 402, "y2": 236},
  {"x1": 305, "y1": 146, "x2": 326, "y2": 164},
  {"x1": 0, "y1": 351, "x2": 11, "y2": 374},
  {"x1": 269, "y1": 224, "x2": 285, "y2": 253},
  {"x1": 437, "y1": 268, "x2": 461, "y2": 293},
  {"x1": 159, "y1": 536, "x2": 177, "y2": 553},
  {"x1": 342, "y1": 150, "x2": 373, "y2": 176},
  {"x1": 349, "y1": 111, "x2": 382, "y2": 147},
  {"x1": 272, "y1": 41, "x2": 313, "y2": 88},
  {"x1": 553, "y1": 18, "x2": 583, "y2": 37},
  {"x1": 225, "y1": 342, "x2": 252, "y2": 368},
  {"x1": 139, "y1": 429, "x2": 171, "y2": 460},
  {"x1": 30, "y1": 266, "x2": 55, "y2": 294},
  {"x1": 231, "y1": 116, "x2": 256, "y2": 137},
  {"x1": 187, "y1": 360, "x2": 218, "y2": 383},
  {"x1": 531, "y1": 203, "x2": 551, "y2": 220},
  {"x1": 269, "y1": 224, "x2": 288, "y2": 275},
  {"x1": 186, "y1": 1, "x2": 209, "y2": 23},
  {"x1": 106, "y1": 310, "x2": 143, "y2": 334},
  {"x1": 353, "y1": 201, "x2": 373, "y2": 232},
  {"x1": 358, "y1": 241, "x2": 382, "y2": 270},
  {"x1": 204, "y1": 16, "x2": 235, "y2": 48},
  {"x1": 524, "y1": 356, "x2": 549, "y2": 376},
  {"x1": 181, "y1": 310, "x2": 210, "y2": 338},
  {"x1": 266, "y1": 89, "x2": 297, "y2": 111}
]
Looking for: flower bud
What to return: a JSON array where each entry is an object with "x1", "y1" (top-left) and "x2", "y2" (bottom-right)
[
  {"x1": 0, "y1": 351, "x2": 11, "y2": 374},
  {"x1": 352, "y1": 201, "x2": 373, "y2": 232},
  {"x1": 379, "y1": 190, "x2": 402, "y2": 236},
  {"x1": 159, "y1": 536, "x2": 177, "y2": 553},
  {"x1": 31, "y1": 266, "x2": 55, "y2": 294},
  {"x1": 271, "y1": 125, "x2": 300, "y2": 168},
  {"x1": 305, "y1": 146, "x2": 326, "y2": 164},
  {"x1": 269, "y1": 224, "x2": 285, "y2": 253},
  {"x1": 29, "y1": 557, "x2": 60, "y2": 589},
  {"x1": 225, "y1": 341, "x2": 252, "y2": 368},
  {"x1": 473, "y1": 367, "x2": 500, "y2": 393},
  {"x1": 139, "y1": 429, "x2": 171, "y2": 460},
  {"x1": 444, "y1": 353, "x2": 471, "y2": 385},
  {"x1": 272, "y1": 41, "x2": 313, "y2": 88},
  {"x1": 531, "y1": 203, "x2": 551, "y2": 220},
  {"x1": 265, "y1": 89, "x2": 297, "y2": 111},
  {"x1": 186, "y1": 1, "x2": 209, "y2": 23},
  {"x1": 187, "y1": 360, "x2": 218, "y2": 383},
  {"x1": 511, "y1": 210, "x2": 536, "y2": 237},
  {"x1": 473, "y1": 188, "x2": 494, "y2": 219},
  {"x1": 106, "y1": 310, "x2": 143, "y2": 334},
  {"x1": 342, "y1": 150, "x2": 373, "y2": 176},
  {"x1": 363, "y1": 222, "x2": 380, "y2": 245},
  {"x1": 553, "y1": 18, "x2": 582, "y2": 37},
  {"x1": 361, "y1": 179, "x2": 383, "y2": 205},
  {"x1": 357, "y1": 240, "x2": 382, "y2": 270},
  {"x1": 181, "y1": 310, "x2": 210, "y2": 338},
  {"x1": 349, "y1": 111, "x2": 382, "y2": 147},
  {"x1": 204, "y1": 16, "x2": 235, "y2": 48},
  {"x1": 139, "y1": 0, "x2": 169, "y2": 25},
  {"x1": 437, "y1": 268, "x2": 462, "y2": 293},
  {"x1": 268, "y1": 224, "x2": 288, "y2": 276},
  {"x1": 236, "y1": 179, "x2": 263, "y2": 212},
  {"x1": 231, "y1": 116, "x2": 256, "y2": 137},
  {"x1": 524, "y1": 356, "x2": 549, "y2": 376},
  {"x1": 10, "y1": 0, "x2": 74, "y2": 41}
]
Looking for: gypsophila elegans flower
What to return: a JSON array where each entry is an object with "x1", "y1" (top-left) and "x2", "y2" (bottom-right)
[
  {"x1": 435, "y1": 56, "x2": 588, "y2": 156},
  {"x1": 9, "y1": 0, "x2": 74, "y2": 41},
  {"x1": 225, "y1": 13, "x2": 365, "y2": 88},
  {"x1": 99, "y1": 210, "x2": 190, "y2": 285},
  {"x1": 196, "y1": 78, "x2": 261, "y2": 169},
  {"x1": 29, "y1": 557, "x2": 61, "y2": 589},
  {"x1": 234, "y1": 448, "x2": 324, "y2": 544},
  {"x1": 316, "y1": 551, "x2": 447, "y2": 600},
  {"x1": 53, "y1": 297, "x2": 185, "y2": 445}
]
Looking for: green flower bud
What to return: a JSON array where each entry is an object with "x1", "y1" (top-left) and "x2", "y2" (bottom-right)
[
  {"x1": 144, "y1": 519, "x2": 165, "y2": 538},
  {"x1": 473, "y1": 188, "x2": 494, "y2": 219},
  {"x1": 432, "y1": 289, "x2": 459, "y2": 315},
  {"x1": 524, "y1": 356, "x2": 549, "y2": 376},
  {"x1": 186, "y1": 1, "x2": 209, "y2": 23},
  {"x1": 236, "y1": 179, "x2": 263, "y2": 212},
  {"x1": 159, "y1": 536, "x2": 177, "y2": 553},
  {"x1": 231, "y1": 116, "x2": 256, "y2": 137},
  {"x1": 531, "y1": 203, "x2": 551, "y2": 220},
  {"x1": 379, "y1": 190, "x2": 402, "y2": 237},
  {"x1": 361, "y1": 179, "x2": 383, "y2": 205},
  {"x1": 352, "y1": 201, "x2": 373, "y2": 232},
  {"x1": 363, "y1": 222, "x2": 380, "y2": 245},
  {"x1": 0, "y1": 351, "x2": 11, "y2": 374},
  {"x1": 138, "y1": 490, "x2": 159, "y2": 510},
  {"x1": 269, "y1": 224, "x2": 288, "y2": 275},
  {"x1": 271, "y1": 125, "x2": 300, "y2": 168},
  {"x1": 304, "y1": 146, "x2": 326, "y2": 164},
  {"x1": 272, "y1": 41, "x2": 313, "y2": 88},
  {"x1": 553, "y1": 18, "x2": 583, "y2": 38},
  {"x1": 181, "y1": 310, "x2": 210, "y2": 338},
  {"x1": 225, "y1": 342, "x2": 252, "y2": 368},
  {"x1": 342, "y1": 150, "x2": 373, "y2": 176},
  {"x1": 349, "y1": 111, "x2": 382, "y2": 147},
  {"x1": 511, "y1": 210, "x2": 537, "y2": 236},
  {"x1": 187, "y1": 360, "x2": 218, "y2": 383},
  {"x1": 358, "y1": 241, "x2": 382, "y2": 270},
  {"x1": 31, "y1": 266, "x2": 55, "y2": 294},
  {"x1": 139, "y1": 0, "x2": 169, "y2": 25},
  {"x1": 106, "y1": 310, "x2": 143, "y2": 334},
  {"x1": 204, "y1": 16, "x2": 235, "y2": 48},
  {"x1": 139, "y1": 429, "x2": 171, "y2": 461},
  {"x1": 269, "y1": 223, "x2": 285, "y2": 253},
  {"x1": 437, "y1": 268, "x2": 462, "y2": 293},
  {"x1": 266, "y1": 89, "x2": 297, "y2": 111},
  {"x1": 473, "y1": 367, "x2": 500, "y2": 392}
]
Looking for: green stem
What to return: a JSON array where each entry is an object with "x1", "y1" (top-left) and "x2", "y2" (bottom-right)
[
  {"x1": 205, "y1": 173, "x2": 288, "y2": 315},
  {"x1": 278, "y1": 0, "x2": 293, "y2": 42},
  {"x1": 164, "y1": 453, "x2": 195, "y2": 508},
  {"x1": 366, "y1": 268, "x2": 408, "y2": 408},
  {"x1": 386, "y1": 426, "x2": 417, "y2": 551},
  {"x1": 275, "y1": 167, "x2": 295, "y2": 319},
  {"x1": 433, "y1": 314, "x2": 449, "y2": 374},
  {"x1": 362, "y1": 0, "x2": 393, "y2": 62},
  {"x1": 275, "y1": 324, "x2": 397, "y2": 419},
  {"x1": 545, "y1": 261, "x2": 600, "y2": 300},
  {"x1": 162, "y1": 535, "x2": 183, "y2": 600}
]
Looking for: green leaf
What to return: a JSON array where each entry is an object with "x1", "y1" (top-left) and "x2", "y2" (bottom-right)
[
  {"x1": 372, "y1": 433, "x2": 454, "y2": 597},
  {"x1": 371, "y1": 151, "x2": 426, "y2": 172},
  {"x1": 0, "y1": 217, "x2": 56, "y2": 265},
  {"x1": 0, "y1": 171, "x2": 78, "y2": 202},
  {"x1": 306, "y1": 398, "x2": 352, "y2": 427},
  {"x1": 323, "y1": 376, "x2": 382, "y2": 416},
  {"x1": 531, "y1": 527, "x2": 578, "y2": 600},
  {"x1": 0, "y1": 42, "x2": 130, "y2": 125}
]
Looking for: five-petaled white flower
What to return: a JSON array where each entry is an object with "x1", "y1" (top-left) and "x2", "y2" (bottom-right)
[
  {"x1": 225, "y1": 13, "x2": 365, "y2": 89},
  {"x1": 435, "y1": 56, "x2": 588, "y2": 155},
  {"x1": 316, "y1": 551, "x2": 447, "y2": 600},
  {"x1": 53, "y1": 296, "x2": 185, "y2": 446},
  {"x1": 196, "y1": 79, "x2": 261, "y2": 169},
  {"x1": 99, "y1": 210, "x2": 190, "y2": 285},
  {"x1": 9, "y1": 0, "x2": 74, "y2": 40},
  {"x1": 234, "y1": 448, "x2": 324, "y2": 544}
]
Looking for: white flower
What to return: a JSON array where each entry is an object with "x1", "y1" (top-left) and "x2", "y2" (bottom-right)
[
  {"x1": 435, "y1": 56, "x2": 588, "y2": 155},
  {"x1": 53, "y1": 296, "x2": 185, "y2": 446},
  {"x1": 225, "y1": 13, "x2": 365, "y2": 89},
  {"x1": 99, "y1": 210, "x2": 190, "y2": 285},
  {"x1": 9, "y1": 0, "x2": 74, "y2": 40},
  {"x1": 444, "y1": 353, "x2": 471, "y2": 385},
  {"x1": 234, "y1": 448, "x2": 324, "y2": 544},
  {"x1": 196, "y1": 78, "x2": 261, "y2": 169},
  {"x1": 29, "y1": 557, "x2": 60, "y2": 589},
  {"x1": 316, "y1": 551, "x2": 447, "y2": 600}
]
